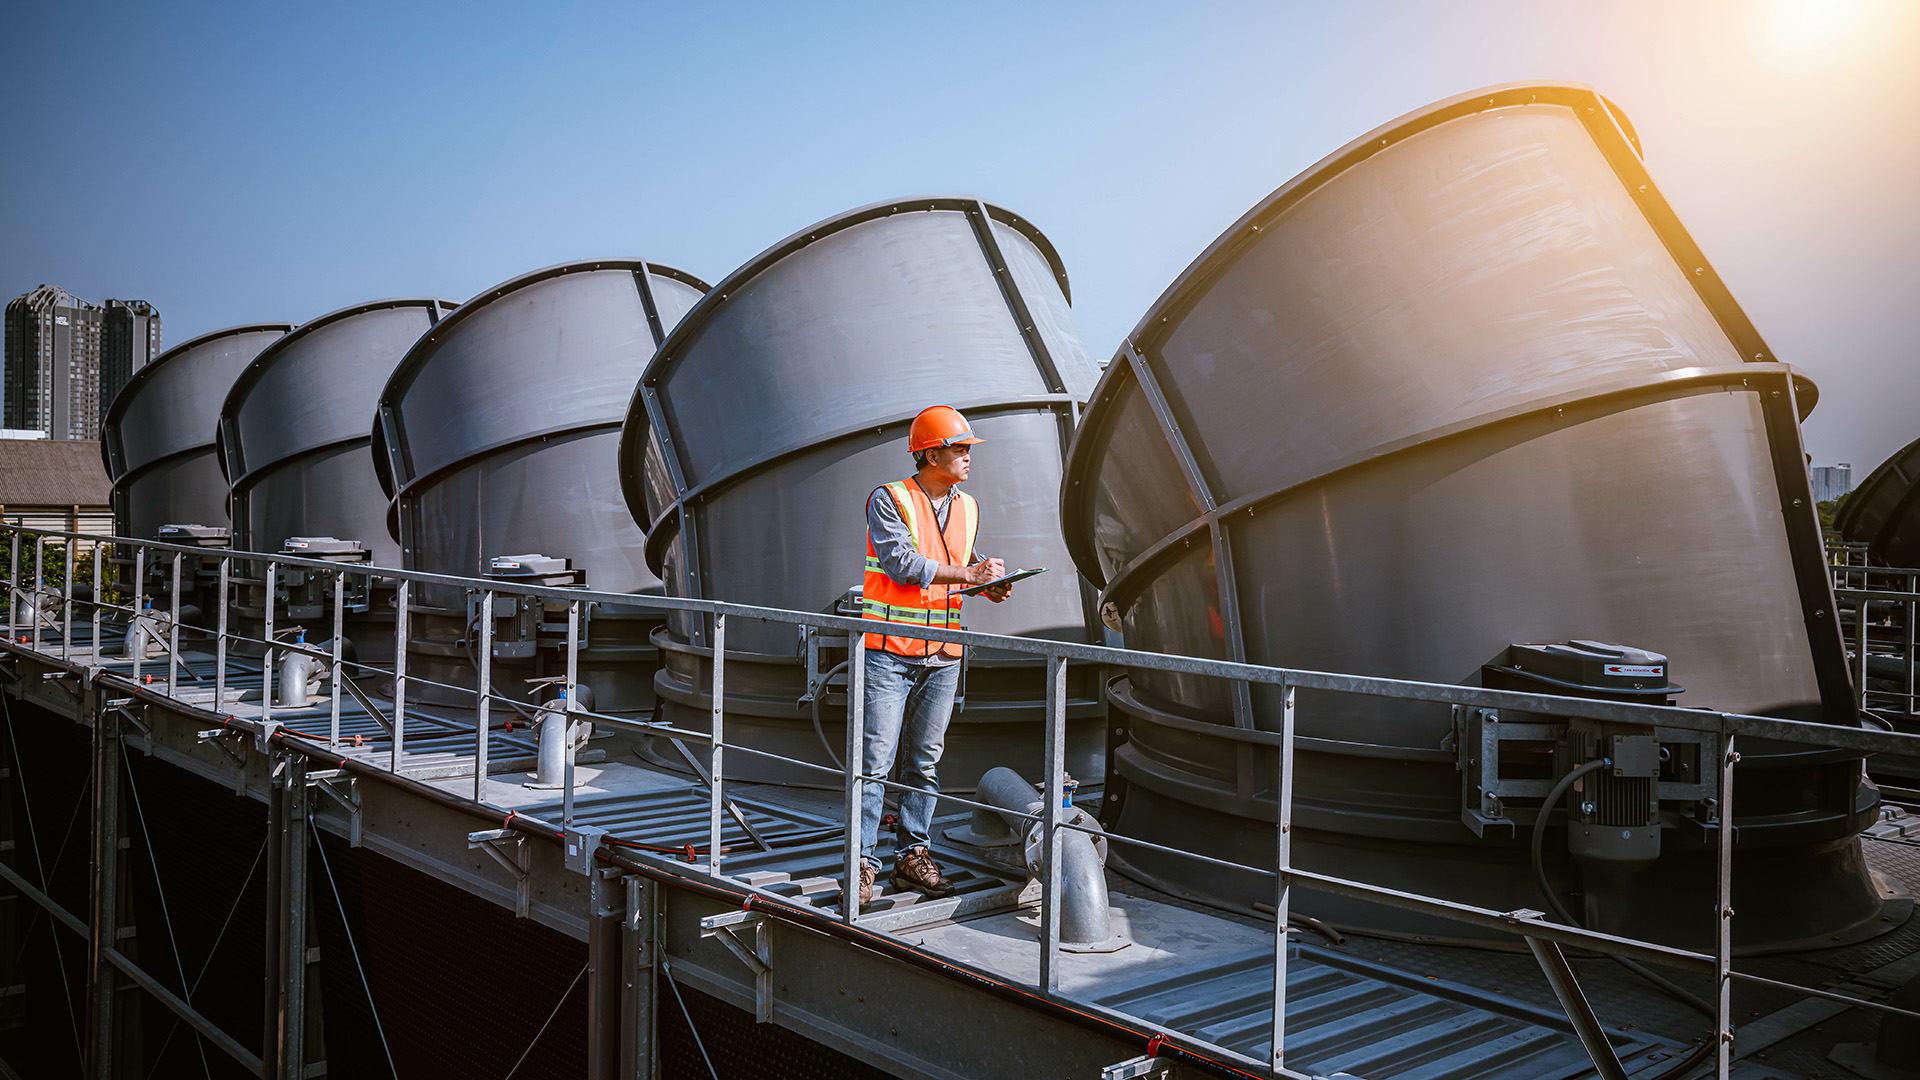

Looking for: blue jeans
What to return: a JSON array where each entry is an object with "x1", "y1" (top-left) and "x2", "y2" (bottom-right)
[{"x1": 858, "y1": 650, "x2": 959, "y2": 868}]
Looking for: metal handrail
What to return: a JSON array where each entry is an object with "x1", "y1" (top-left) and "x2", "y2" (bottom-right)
[{"x1": 9, "y1": 523, "x2": 1920, "y2": 1080}]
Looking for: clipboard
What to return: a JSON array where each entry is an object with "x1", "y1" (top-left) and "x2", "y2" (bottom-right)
[{"x1": 954, "y1": 568, "x2": 1047, "y2": 597}]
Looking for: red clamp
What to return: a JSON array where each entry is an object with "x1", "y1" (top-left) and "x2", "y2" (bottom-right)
[
  {"x1": 503, "y1": 811, "x2": 518, "y2": 829},
  {"x1": 742, "y1": 895, "x2": 756, "y2": 912},
  {"x1": 683, "y1": 843, "x2": 698, "y2": 863},
  {"x1": 1146, "y1": 1033, "x2": 1167, "y2": 1059},
  {"x1": 505, "y1": 720, "x2": 513, "y2": 732},
  {"x1": 881, "y1": 813, "x2": 899, "y2": 827}
]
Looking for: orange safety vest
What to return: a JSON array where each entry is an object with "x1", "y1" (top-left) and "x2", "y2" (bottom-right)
[{"x1": 863, "y1": 479, "x2": 978, "y2": 659}]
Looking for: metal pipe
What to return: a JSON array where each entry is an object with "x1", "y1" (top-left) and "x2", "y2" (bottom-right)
[{"x1": 976, "y1": 763, "x2": 1115, "y2": 949}]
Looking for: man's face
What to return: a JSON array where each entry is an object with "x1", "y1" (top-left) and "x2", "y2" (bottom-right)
[{"x1": 930, "y1": 443, "x2": 972, "y2": 482}]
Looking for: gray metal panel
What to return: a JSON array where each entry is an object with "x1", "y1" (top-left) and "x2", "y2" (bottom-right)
[
  {"x1": 370, "y1": 259, "x2": 707, "y2": 711},
  {"x1": 119, "y1": 454, "x2": 233, "y2": 541},
  {"x1": 240, "y1": 443, "x2": 397, "y2": 561},
  {"x1": 1833, "y1": 435, "x2": 1920, "y2": 566},
  {"x1": 220, "y1": 298, "x2": 452, "y2": 559},
  {"x1": 1061, "y1": 83, "x2": 1871, "y2": 945},
  {"x1": 101, "y1": 323, "x2": 291, "y2": 535},
  {"x1": 401, "y1": 429, "x2": 657, "y2": 597},
  {"x1": 377, "y1": 260, "x2": 708, "y2": 588},
  {"x1": 621, "y1": 197, "x2": 1105, "y2": 787}
]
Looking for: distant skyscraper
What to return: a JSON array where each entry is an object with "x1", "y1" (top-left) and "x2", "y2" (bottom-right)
[
  {"x1": 1811, "y1": 463, "x2": 1853, "y2": 504},
  {"x1": 101, "y1": 298, "x2": 161, "y2": 423},
  {"x1": 3, "y1": 286, "x2": 159, "y2": 440}
]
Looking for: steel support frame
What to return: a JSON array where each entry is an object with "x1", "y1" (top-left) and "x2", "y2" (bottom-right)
[
  {"x1": 263, "y1": 749, "x2": 319, "y2": 1080},
  {"x1": 83, "y1": 676, "x2": 121, "y2": 1080}
]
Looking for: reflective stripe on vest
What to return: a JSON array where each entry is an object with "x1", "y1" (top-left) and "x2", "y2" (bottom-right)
[{"x1": 862, "y1": 480, "x2": 977, "y2": 659}]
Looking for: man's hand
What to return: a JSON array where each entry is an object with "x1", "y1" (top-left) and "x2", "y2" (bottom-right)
[
  {"x1": 964, "y1": 557, "x2": 1006, "y2": 587},
  {"x1": 982, "y1": 581, "x2": 1012, "y2": 603}
]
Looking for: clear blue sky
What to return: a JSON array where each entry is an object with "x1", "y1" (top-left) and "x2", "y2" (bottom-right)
[{"x1": 5, "y1": 0, "x2": 1915, "y2": 474}]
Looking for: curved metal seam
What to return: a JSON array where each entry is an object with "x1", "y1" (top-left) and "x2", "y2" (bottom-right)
[
  {"x1": 638, "y1": 394, "x2": 1079, "y2": 536},
  {"x1": 107, "y1": 441, "x2": 232, "y2": 492},
  {"x1": 1122, "y1": 341, "x2": 1216, "y2": 513},
  {"x1": 1096, "y1": 365, "x2": 1791, "y2": 613},
  {"x1": 640, "y1": 196, "x2": 1068, "y2": 390},
  {"x1": 378, "y1": 260, "x2": 709, "y2": 404},
  {"x1": 967, "y1": 200, "x2": 1065, "y2": 395},
  {"x1": 218, "y1": 299, "x2": 458, "y2": 424},
  {"x1": 633, "y1": 267, "x2": 666, "y2": 348},
  {"x1": 981, "y1": 204, "x2": 1072, "y2": 303},
  {"x1": 1755, "y1": 377, "x2": 1856, "y2": 724},
  {"x1": 385, "y1": 419, "x2": 624, "y2": 505},
  {"x1": 102, "y1": 322, "x2": 295, "y2": 430},
  {"x1": 1058, "y1": 353, "x2": 1136, "y2": 588},
  {"x1": 226, "y1": 433, "x2": 377, "y2": 491},
  {"x1": 638, "y1": 384, "x2": 700, "y2": 640},
  {"x1": 1569, "y1": 94, "x2": 1775, "y2": 369},
  {"x1": 1107, "y1": 676, "x2": 1454, "y2": 760}
]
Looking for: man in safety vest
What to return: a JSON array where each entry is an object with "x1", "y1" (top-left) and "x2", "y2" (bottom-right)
[{"x1": 857, "y1": 404, "x2": 1011, "y2": 907}]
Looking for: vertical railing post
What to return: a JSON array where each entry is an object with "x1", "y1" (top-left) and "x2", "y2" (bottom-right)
[
  {"x1": 90, "y1": 536, "x2": 103, "y2": 658},
  {"x1": 166, "y1": 552, "x2": 181, "y2": 697},
  {"x1": 1039, "y1": 652, "x2": 1067, "y2": 992},
  {"x1": 1715, "y1": 732, "x2": 1738, "y2": 1080},
  {"x1": 6, "y1": 530, "x2": 17, "y2": 637},
  {"x1": 62, "y1": 536, "x2": 74, "y2": 660},
  {"x1": 131, "y1": 547, "x2": 145, "y2": 682},
  {"x1": 476, "y1": 588, "x2": 494, "y2": 802},
  {"x1": 391, "y1": 579, "x2": 409, "y2": 771},
  {"x1": 262, "y1": 562, "x2": 277, "y2": 725},
  {"x1": 214, "y1": 556, "x2": 229, "y2": 710},
  {"x1": 1905, "y1": 594, "x2": 1916, "y2": 716},
  {"x1": 1271, "y1": 681, "x2": 1297, "y2": 1073},
  {"x1": 564, "y1": 599, "x2": 581, "y2": 827},
  {"x1": 1857, "y1": 597, "x2": 1870, "y2": 708},
  {"x1": 843, "y1": 630, "x2": 866, "y2": 923},
  {"x1": 708, "y1": 613, "x2": 726, "y2": 876},
  {"x1": 31, "y1": 534, "x2": 44, "y2": 653},
  {"x1": 329, "y1": 570, "x2": 345, "y2": 749}
]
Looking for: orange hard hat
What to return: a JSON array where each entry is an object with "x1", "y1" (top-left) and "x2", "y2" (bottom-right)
[{"x1": 907, "y1": 405, "x2": 984, "y2": 452}]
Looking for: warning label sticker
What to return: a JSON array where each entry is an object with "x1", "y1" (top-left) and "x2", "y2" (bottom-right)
[{"x1": 1604, "y1": 664, "x2": 1664, "y2": 678}]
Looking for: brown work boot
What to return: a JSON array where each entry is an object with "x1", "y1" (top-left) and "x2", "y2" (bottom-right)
[
  {"x1": 889, "y1": 847, "x2": 954, "y2": 898},
  {"x1": 857, "y1": 861, "x2": 876, "y2": 908}
]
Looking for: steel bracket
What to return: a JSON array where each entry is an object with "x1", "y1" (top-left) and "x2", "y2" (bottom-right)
[
  {"x1": 1102, "y1": 1053, "x2": 1174, "y2": 1080},
  {"x1": 468, "y1": 829, "x2": 534, "y2": 916},
  {"x1": 196, "y1": 726, "x2": 249, "y2": 789},
  {"x1": 562, "y1": 823, "x2": 610, "y2": 875},
  {"x1": 256, "y1": 719, "x2": 281, "y2": 755},
  {"x1": 309, "y1": 772, "x2": 362, "y2": 847},
  {"x1": 700, "y1": 910, "x2": 772, "y2": 1022}
]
